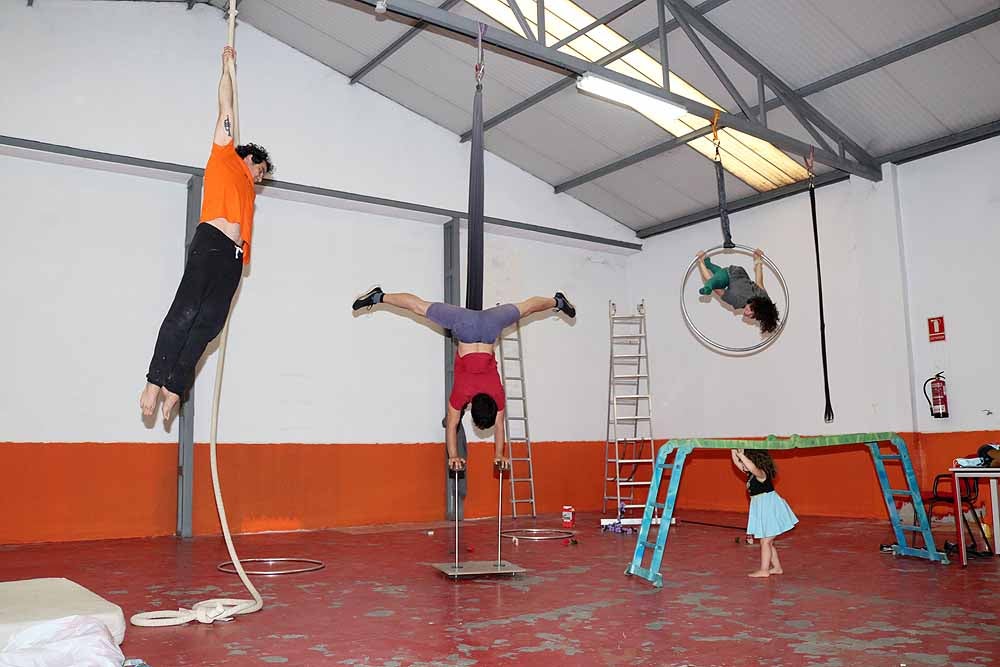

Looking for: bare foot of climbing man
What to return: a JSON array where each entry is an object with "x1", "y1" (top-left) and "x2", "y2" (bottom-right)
[
  {"x1": 140, "y1": 382, "x2": 161, "y2": 417},
  {"x1": 161, "y1": 387, "x2": 181, "y2": 421}
]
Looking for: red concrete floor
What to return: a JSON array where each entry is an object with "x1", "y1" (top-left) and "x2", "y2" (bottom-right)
[{"x1": 1, "y1": 511, "x2": 997, "y2": 666}]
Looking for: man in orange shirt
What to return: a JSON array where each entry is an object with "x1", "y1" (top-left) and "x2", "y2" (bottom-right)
[{"x1": 140, "y1": 46, "x2": 272, "y2": 420}]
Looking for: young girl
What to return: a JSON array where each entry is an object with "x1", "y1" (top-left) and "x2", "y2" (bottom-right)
[{"x1": 731, "y1": 449, "x2": 798, "y2": 577}]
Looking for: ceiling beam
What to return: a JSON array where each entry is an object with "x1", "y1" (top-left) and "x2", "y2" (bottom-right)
[
  {"x1": 458, "y1": 0, "x2": 732, "y2": 142},
  {"x1": 349, "y1": 0, "x2": 877, "y2": 178},
  {"x1": 350, "y1": 0, "x2": 462, "y2": 85},
  {"x1": 637, "y1": 170, "x2": 848, "y2": 237},
  {"x1": 792, "y1": 7, "x2": 1000, "y2": 103},
  {"x1": 636, "y1": 117, "x2": 1000, "y2": 238},
  {"x1": 543, "y1": 6, "x2": 1000, "y2": 192},
  {"x1": 663, "y1": 0, "x2": 752, "y2": 118},
  {"x1": 536, "y1": 0, "x2": 545, "y2": 44},
  {"x1": 554, "y1": 126, "x2": 713, "y2": 192},
  {"x1": 507, "y1": 0, "x2": 537, "y2": 42},
  {"x1": 552, "y1": 0, "x2": 648, "y2": 51},
  {"x1": 0, "y1": 134, "x2": 641, "y2": 251},
  {"x1": 665, "y1": 0, "x2": 876, "y2": 168}
]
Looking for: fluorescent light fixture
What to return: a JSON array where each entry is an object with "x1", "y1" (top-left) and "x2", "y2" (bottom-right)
[
  {"x1": 464, "y1": 0, "x2": 809, "y2": 191},
  {"x1": 576, "y1": 72, "x2": 685, "y2": 121}
]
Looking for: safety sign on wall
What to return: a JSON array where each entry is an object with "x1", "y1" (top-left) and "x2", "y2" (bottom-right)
[{"x1": 928, "y1": 316, "x2": 945, "y2": 342}]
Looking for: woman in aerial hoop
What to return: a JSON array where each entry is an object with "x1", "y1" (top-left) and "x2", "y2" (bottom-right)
[{"x1": 696, "y1": 248, "x2": 780, "y2": 334}]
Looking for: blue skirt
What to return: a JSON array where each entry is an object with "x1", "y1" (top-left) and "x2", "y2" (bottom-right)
[{"x1": 747, "y1": 491, "x2": 798, "y2": 539}]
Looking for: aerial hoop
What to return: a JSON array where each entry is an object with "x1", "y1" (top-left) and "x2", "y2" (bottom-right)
[
  {"x1": 218, "y1": 558, "x2": 325, "y2": 576},
  {"x1": 680, "y1": 244, "x2": 789, "y2": 354}
]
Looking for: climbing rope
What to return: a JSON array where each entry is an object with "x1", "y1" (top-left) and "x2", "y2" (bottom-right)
[{"x1": 132, "y1": 1, "x2": 266, "y2": 627}]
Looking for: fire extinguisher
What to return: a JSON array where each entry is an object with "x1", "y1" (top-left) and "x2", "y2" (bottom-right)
[{"x1": 923, "y1": 372, "x2": 949, "y2": 419}]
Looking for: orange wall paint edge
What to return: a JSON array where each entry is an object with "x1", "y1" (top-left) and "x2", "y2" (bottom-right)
[{"x1": 2, "y1": 432, "x2": 995, "y2": 544}]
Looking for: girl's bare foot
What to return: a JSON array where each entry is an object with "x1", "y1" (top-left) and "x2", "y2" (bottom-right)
[
  {"x1": 140, "y1": 383, "x2": 161, "y2": 417},
  {"x1": 748, "y1": 570, "x2": 771, "y2": 578},
  {"x1": 768, "y1": 567, "x2": 783, "y2": 575},
  {"x1": 161, "y1": 387, "x2": 181, "y2": 420}
]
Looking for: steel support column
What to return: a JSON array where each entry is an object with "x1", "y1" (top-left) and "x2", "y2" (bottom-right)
[
  {"x1": 443, "y1": 218, "x2": 466, "y2": 521},
  {"x1": 176, "y1": 174, "x2": 202, "y2": 539}
]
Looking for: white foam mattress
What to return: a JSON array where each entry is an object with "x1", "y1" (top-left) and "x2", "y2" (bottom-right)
[{"x1": 0, "y1": 578, "x2": 125, "y2": 646}]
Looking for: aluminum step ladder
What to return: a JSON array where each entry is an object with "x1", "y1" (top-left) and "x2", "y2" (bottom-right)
[
  {"x1": 603, "y1": 300, "x2": 656, "y2": 527},
  {"x1": 498, "y1": 318, "x2": 536, "y2": 518}
]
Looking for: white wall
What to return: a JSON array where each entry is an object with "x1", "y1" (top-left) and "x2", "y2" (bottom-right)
[
  {"x1": 0, "y1": 157, "x2": 186, "y2": 443},
  {"x1": 480, "y1": 233, "x2": 629, "y2": 441},
  {"x1": 0, "y1": 0, "x2": 633, "y2": 244},
  {"x1": 0, "y1": 152, "x2": 629, "y2": 444},
  {"x1": 198, "y1": 198, "x2": 446, "y2": 443},
  {"x1": 0, "y1": 1, "x2": 632, "y2": 445},
  {"x1": 7, "y1": 1, "x2": 994, "y2": 447},
  {"x1": 627, "y1": 167, "x2": 915, "y2": 438},
  {"x1": 897, "y1": 135, "x2": 1000, "y2": 433}
]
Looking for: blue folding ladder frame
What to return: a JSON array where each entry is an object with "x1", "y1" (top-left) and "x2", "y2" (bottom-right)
[{"x1": 626, "y1": 433, "x2": 948, "y2": 587}]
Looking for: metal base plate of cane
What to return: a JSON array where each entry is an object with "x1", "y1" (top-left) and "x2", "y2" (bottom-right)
[
  {"x1": 433, "y1": 465, "x2": 526, "y2": 579},
  {"x1": 431, "y1": 560, "x2": 527, "y2": 578}
]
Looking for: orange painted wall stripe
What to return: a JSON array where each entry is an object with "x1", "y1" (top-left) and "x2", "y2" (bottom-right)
[{"x1": 1, "y1": 432, "x2": 995, "y2": 544}]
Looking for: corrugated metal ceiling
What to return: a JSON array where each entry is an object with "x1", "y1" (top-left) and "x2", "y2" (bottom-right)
[{"x1": 214, "y1": 0, "x2": 1000, "y2": 234}]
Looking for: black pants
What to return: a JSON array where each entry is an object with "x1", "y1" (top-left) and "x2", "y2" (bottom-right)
[{"x1": 146, "y1": 223, "x2": 243, "y2": 396}]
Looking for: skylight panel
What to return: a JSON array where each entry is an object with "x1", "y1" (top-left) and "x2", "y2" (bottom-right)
[{"x1": 463, "y1": 0, "x2": 809, "y2": 190}]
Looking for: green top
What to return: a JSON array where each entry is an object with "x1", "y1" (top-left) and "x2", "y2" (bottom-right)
[{"x1": 663, "y1": 432, "x2": 900, "y2": 450}]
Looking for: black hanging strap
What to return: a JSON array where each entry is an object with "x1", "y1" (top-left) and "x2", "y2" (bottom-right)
[
  {"x1": 712, "y1": 111, "x2": 734, "y2": 249},
  {"x1": 465, "y1": 23, "x2": 487, "y2": 311},
  {"x1": 807, "y1": 150, "x2": 835, "y2": 423}
]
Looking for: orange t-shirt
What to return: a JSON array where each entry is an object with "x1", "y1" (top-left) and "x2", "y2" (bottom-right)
[{"x1": 200, "y1": 141, "x2": 256, "y2": 264}]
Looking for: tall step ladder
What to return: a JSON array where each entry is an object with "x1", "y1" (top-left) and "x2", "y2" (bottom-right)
[
  {"x1": 602, "y1": 300, "x2": 656, "y2": 527},
  {"x1": 498, "y1": 317, "x2": 536, "y2": 518}
]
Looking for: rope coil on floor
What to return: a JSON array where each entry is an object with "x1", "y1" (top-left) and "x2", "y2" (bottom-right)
[{"x1": 130, "y1": 320, "x2": 264, "y2": 628}]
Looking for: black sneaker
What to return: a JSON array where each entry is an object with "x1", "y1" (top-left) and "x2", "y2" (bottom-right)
[
  {"x1": 353, "y1": 286, "x2": 384, "y2": 311},
  {"x1": 554, "y1": 291, "x2": 576, "y2": 318}
]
